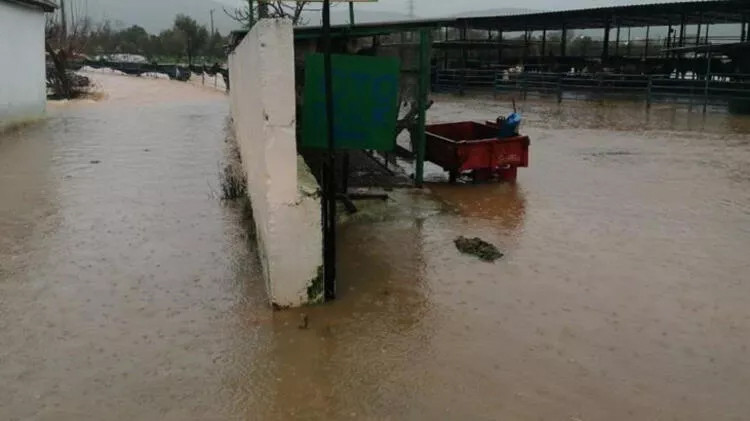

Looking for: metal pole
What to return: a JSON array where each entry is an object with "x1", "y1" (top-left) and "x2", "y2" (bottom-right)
[
  {"x1": 647, "y1": 75, "x2": 652, "y2": 108},
  {"x1": 497, "y1": 28, "x2": 503, "y2": 65},
  {"x1": 321, "y1": 0, "x2": 336, "y2": 301},
  {"x1": 679, "y1": 13, "x2": 686, "y2": 47},
  {"x1": 415, "y1": 29, "x2": 432, "y2": 187},
  {"x1": 705, "y1": 23, "x2": 710, "y2": 45},
  {"x1": 541, "y1": 28, "x2": 547, "y2": 58},
  {"x1": 443, "y1": 26, "x2": 449, "y2": 69},
  {"x1": 703, "y1": 48, "x2": 711, "y2": 114},
  {"x1": 696, "y1": 14, "x2": 702, "y2": 46},
  {"x1": 666, "y1": 23, "x2": 672, "y2": 53},
  {"x1": 210, "y1": 9, "x2": 215, "y2": 35},
  {"x1": 615, "y1": 23, "x2": 621, "y2": 57},
  {"x1": 523, "y1": 28, "x2": 529, "y2": 62},
  {"x1": 349, "y1": 2, "x2": 355, "y2": 26},
  {"x1": 603, "y1": 17, "x2": 611, "y2": 60},
  {"x1": 742, "y1": 17, "x2": 747, "y2": 42},
  {"x1": 644, "y1": 26, "x2": 650, "y2": 59},
  {"x1": 561, "y1": 23, "x2": 567, "y2": 57},
  {"x1": 627, "y1": 27, "x2": 631, "y2": 56}
]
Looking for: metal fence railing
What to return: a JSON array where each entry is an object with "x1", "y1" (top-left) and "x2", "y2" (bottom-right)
[{"x1": 433, "y1": 68, "x2": 750, "y2": 111}]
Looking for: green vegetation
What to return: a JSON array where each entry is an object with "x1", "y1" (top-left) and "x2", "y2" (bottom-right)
[{"x1": 454, "y1": 236, "x2": 504, "y2": 262}]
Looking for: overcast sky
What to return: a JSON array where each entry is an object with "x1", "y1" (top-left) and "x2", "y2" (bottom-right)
[{"x1": 216, "y1": 0, "x2": 682, "y2": 18}]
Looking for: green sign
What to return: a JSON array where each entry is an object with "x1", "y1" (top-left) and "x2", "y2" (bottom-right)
[{"x1": 302, "y1": 54, "x2": 401, "y2": 151}]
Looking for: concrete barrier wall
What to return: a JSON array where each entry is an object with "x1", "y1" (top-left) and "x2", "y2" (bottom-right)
[
  {"x1": 0, "y1": 2, "x2": 47, "y2": 132},
  {"x1": 228, "y1": 19, "x2": 323, "y2": 308}
]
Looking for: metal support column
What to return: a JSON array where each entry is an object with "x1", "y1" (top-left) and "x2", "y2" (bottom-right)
[
  {"x1": 615, "y1": 22, "x2": 621, "y2": 57},
  {"x1": 443, "y1": 26, "x2": 449, "y2": 69},
  {"x1": 561, "y1": 24, "x2": 567, "y2": 57},
  {"x1": 644, "y1": 26, "x2": 650, "y2": 59},
  {"x1": 705, "y1": 23, "x2": 710, "y2": 45},
  {"x1": 602, "y1": 17, "x2": 611, "y2": 60},
  {"x1": 541, "y1": 28, "x2": 547, "y2": 58},
  {"x1": 679, "y1": 13, "x2": 686, "y2": 47},
  {"x1": 704, "y1": 47, "x2": 712, "y2": 113},
  {"x1": 460, "y1": 22, "x2": 467, "y2": 95},
  {"x1": 696, "y1": 14, "x2": 702, "y2": 46},
  {"x1": 321, "y1": 0, "x2": 336, "y2": 301},
  {"x1": 523, "y1": 27, "x2": 529, "y2": 62},
  {"x1": 497, "y1": 28, "x2": 503, "y2": 65},
  {"x1": 349, "y1": 1, "x2": 355, "y2": 25},
  {"x1": 666, "y1": 23, "x2": 672, "y2": 53},
  {"x1": 415, "y1": 29, "x2": 432, "y2": 188}
]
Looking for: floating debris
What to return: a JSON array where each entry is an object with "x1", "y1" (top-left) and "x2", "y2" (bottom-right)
[
  {"x1": 454, "y1": 236, "x2": 503, "y2": 262},
  {"x1": 298, "y1": 314, "x2": 309, "y2": 330}
]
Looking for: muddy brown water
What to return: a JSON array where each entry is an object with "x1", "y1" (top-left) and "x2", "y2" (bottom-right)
[{"x1": 1, "y1": 76, "x2": 749, "y2": 420}]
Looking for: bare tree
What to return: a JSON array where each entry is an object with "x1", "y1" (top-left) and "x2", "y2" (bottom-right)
[
  {"x1": 224, "y1": 0, "x2": 310, "y2": 27},
  {"x1": 45, "y1": 0, "x2": 93, "y2": 98}
]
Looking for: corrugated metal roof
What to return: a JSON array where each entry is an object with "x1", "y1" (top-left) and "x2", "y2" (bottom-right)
[
  {"x1": 294, "y1": 0, "x2": 749, "y2": 37},
  {"x1": 1, "y1": 0, "x2": 57, "y2": 12}
]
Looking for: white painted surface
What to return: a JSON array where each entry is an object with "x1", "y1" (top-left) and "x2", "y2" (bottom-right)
[
  {"x1": 0, "y1": 1, "x2": 47, "y2": 131},
  {"x1": 229, "y1": 19, "x2": 323, "y2": 307}
]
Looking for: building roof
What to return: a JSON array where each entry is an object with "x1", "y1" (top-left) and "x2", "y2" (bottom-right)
[
  {"x1": 293, "y1": 0, "x2": 750, "y2": 39},
  {"x1": 2, "y1": 0, "x2": 58, "y2": 12}
]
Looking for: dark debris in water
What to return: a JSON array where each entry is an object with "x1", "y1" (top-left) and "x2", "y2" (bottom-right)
[{"x1": 454, "y1": 236, "x2": 504, "y2": 262}]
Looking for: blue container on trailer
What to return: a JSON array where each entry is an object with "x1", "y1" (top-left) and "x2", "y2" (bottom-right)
[{"x1": 499, "y1": 112, "x2": 521, "y2": 137}]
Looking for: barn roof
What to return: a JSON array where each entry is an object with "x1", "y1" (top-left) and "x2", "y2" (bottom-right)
[{"x1": 1, "y1": 0, "x2": 58, "y2": 13}]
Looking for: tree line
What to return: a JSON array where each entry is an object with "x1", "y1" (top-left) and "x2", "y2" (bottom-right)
[{"x1": 47, "y1": 14, "x2": 228, "y2": 65}]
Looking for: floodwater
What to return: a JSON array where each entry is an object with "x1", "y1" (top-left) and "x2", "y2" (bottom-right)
[{"x1": 1, "y1": 76, "x2": 750, "y2": 420}]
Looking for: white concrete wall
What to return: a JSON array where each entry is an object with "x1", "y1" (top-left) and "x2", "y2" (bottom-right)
[
  {"x1": 229, "y1": 19, "x2": 323, "y2": 308},
  {"x1": 0, "y1": 2, "x2": 47, "y2": 131}
]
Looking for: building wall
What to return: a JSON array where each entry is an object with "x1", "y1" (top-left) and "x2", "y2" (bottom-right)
[
  {"x1": 228, "y1": 19, "x2": 323, "y2": 308},
  {"x1": 0, "y1": 2, "x2": 47, "y2": 131}
]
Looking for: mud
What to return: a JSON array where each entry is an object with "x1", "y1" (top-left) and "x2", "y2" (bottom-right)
[{"x1": 1, "y1": 75, "x2": 749, "y2": 420}]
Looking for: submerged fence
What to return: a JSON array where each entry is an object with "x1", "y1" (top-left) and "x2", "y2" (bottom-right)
[{"x1": 434, "y1": 68, "x2": 750, "y2": 111}]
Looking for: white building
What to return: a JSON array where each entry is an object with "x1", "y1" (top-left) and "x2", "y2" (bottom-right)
[{"x1": 0, "y1": 0, "x2": 56, "y2": 132}]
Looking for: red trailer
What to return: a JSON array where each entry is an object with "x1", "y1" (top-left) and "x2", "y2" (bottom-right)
[{"x1": 425, "y1": 121, "x2": 530, "y2": 183}]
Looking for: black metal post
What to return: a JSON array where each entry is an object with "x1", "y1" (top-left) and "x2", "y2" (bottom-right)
[
  {"x1": 696, "y1": 14, "x2": 702, "y2": 46},
  {"x1": 666, "y1": 23, "x2": 672, "y2": 57},
  {"x1": 497, "y1": 28, "x2": 503, "y2": 65},
  {"x1": 541, "y1": 28, "x2": 547, "y2": 58},
  {"x1": 705, "y1": 23, "x2": 710, "y2": 45},
  {"x1": 321, "y1": 0, "x2": 336, "y2": 301},
  {"x1": 444, "y1": 26, "x2": 449, "y2": 69},
  {"x1": 561, "y1": 23, "x2": 567, "y2": 57},
  {"x1": 602, "y1": 16, "x2": 611, "y2": 60},
  {"x1": 679, "y1": 13, "x2": 686, "y2": 47},
  {"x1": 644, "y1": 26, "x2": 650, "y2": 59},
  {"x1": 615, "y1": 22, "x2": 621, "y2": 57}
]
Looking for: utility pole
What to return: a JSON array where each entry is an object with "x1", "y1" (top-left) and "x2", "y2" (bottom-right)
[
  {"x1": 408, "y1": 0, "x2": 415, "y2": 18},
  {"x1": 210, "y1": 9, "x2": 215, "y2": 35},
  {"x1": 60, "y1": 0, "x2": 68, "y2": 44}
]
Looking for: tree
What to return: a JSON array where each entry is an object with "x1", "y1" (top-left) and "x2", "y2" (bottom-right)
[
  {"x1": 156, "y1": 28, "x2": 186, "y2": 61},
  {"x1": 206, "y1": 31, "x2": 226, "y2": 60},
  {"x1": 45, "y1": 0, "x2": 94, "y2": 98},
  {"x1": 224, "y1": 0, "x2": 309, "y2": 27},
  {"x1": 173, "y1": 14, "x2": 209, "y2": 66}
]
